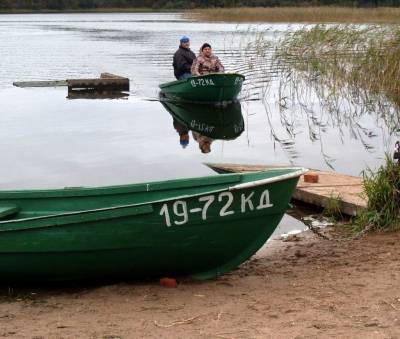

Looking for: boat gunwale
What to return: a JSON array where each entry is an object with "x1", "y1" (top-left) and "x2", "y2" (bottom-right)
[
  {"x1": 0, "y1": 173, "x2": 243, "y2": 198},
  {"x1": 229, "y1": 168, "x2": 307, "y2": 190},
  {"x1": 0, "y1": 168, "x2": 307, "y2": 230},
  {"x1": 0, "y1": 168, "x2": 305, "y2": 199},
  {"x1": 159, "y1": 73, "x2": 245, "y2": 89}
]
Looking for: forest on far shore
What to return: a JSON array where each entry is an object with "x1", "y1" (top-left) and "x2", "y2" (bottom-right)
[{"x1": 1, "y1": 0, "x2": 399, "y2": 10}]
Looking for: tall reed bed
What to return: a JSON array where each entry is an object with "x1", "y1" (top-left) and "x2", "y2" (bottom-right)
[
  {"x1": 274, "y1": 24, "x2": 400, "y2": 117},
  {"x1": 274, "y1": 25, "x2": 400, "y2": 232},
  {"x1": 188, "y1": 7, "x2": 400, "y2": 24},
  {"x1": 221, "y1": 24, "x2": 399, "y2": 168}
]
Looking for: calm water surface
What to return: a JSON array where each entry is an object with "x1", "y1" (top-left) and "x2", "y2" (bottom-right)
[{"x1": 0, "y1": 13, "x2": 398, "y2": 233}]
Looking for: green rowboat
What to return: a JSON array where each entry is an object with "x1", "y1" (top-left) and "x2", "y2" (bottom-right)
[
  {"x1": 161, "y1": 100, "x2": 244, "y2": 140},
  {"x1": 159, "y1": 73, "x2": 245, "y2": 103},
  {"x1": 0, "y1": 168, "x2": 306, "y2": 282}
]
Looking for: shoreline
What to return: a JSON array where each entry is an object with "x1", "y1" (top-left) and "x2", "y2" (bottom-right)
[
  {"x1": 1, "y1": 226, "x2": 399, "y2": 337},
  {"x1": 0, "y1": 8, "x2": 180, "y2": 14},
  {"x1": 1, "y1": 7, "x2": 400, "y2": 25}
]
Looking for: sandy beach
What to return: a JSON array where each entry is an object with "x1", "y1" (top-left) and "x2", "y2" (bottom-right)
[{"x1": 0, "y1": 227, "x2": 399, "y2": 339}]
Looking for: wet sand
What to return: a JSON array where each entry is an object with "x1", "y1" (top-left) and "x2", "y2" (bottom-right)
[{"x1": 0, "y1": 228, "x2": 399, "y2": 339}]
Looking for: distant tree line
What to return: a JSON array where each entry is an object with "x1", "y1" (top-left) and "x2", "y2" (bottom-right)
[{"x1": 0, "y1": 0, "x2": 399, "y2": 10}]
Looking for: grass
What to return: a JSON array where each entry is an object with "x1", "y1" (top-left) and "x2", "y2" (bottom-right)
[
  {"x1": 188, "y1": 7, "x2": 400, "y2": 24},
  {"x1": 323, "y1": 194, "x2": 343, "y2": 220},
  {"x1": 355, "y1": 155, "x2": 400, "y2": 232}
]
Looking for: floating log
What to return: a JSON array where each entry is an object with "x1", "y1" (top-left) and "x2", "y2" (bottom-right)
[{"x1": 206, "y1": 163, "x2": 367, "y2": 216}]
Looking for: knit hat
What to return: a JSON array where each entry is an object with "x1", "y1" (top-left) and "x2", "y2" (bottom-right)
[{"x1": 180, "y1": 36, "x2": 190, "y2": 43}]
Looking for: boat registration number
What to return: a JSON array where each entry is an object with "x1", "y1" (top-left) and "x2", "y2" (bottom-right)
[
  {"x1": 159, "y1": 189, "x2": 273, "y2": 227},
  {"x1": 190, "y1": 78, "x2": 215, "y2": 87}
]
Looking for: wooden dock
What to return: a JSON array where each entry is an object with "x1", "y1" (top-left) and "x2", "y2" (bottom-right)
[
  {"x1": 13, "y1": 73, "x2": 129, "y2": 92},
  {"x1": 67, "y1": 90, "x2": 129, "y2": 100},
  {"x1": 67, "y1": 73, "x2": 129, "y2": 92},
  {"x1": 13, "y1": 80, "x2": 68, "y2": 88},
  {"x1": 207, "y1": 163, "x2": 367, "y2": 216}
]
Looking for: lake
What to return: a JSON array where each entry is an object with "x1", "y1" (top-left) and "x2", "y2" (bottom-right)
[{"x1": 1, "y1": 12, "x2": 398, "y2": 233}]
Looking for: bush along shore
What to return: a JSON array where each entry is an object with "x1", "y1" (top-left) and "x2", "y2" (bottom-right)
[{"x1": 355, "y1": 156, "x2": 400, "y2": 232}]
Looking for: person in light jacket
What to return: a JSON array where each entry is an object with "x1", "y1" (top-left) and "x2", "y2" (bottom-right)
[{"x1": 191, "y1": 43, "x2": 224, "y2": 76}]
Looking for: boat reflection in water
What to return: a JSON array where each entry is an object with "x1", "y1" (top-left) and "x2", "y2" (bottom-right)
[{"x1": 161, "y1": 100, "x2": 244, "y2": 153}]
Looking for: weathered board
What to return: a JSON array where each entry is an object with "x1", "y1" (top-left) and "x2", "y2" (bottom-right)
[
  {"x1": 100, "y1": 72, "x2": 127, "y2": 79},
  {"x1": 294, "y1": 171, "x2": 366, "y2": 216},
  {"x1": 13, "y1": 73, "x2": 129, "y2": 91},
  {"x1": 206, "y1": 163, "x2": 367, "y2": 216},
  {"x1": 67, "y1": 77, "x2": 129, "y2": 92},
  {"x1": 67, "y1": 90, "x2": 129, "y2": 100},
  {"x1": 13, "y1": 80, "x2": 68, "y2": 88}
]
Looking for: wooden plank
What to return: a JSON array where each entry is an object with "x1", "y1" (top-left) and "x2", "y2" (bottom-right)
[
  {"x1": 206, "y1": 163, "x2": 367, "y2": 216},
  {"x1": 205, "y1": 162, "x2": 285, "y2": 174},
  {"x1": 100, "y1": 73, "x2": 128, "y2": 79},
  {"x1": 67, "y1": 90, "x2": 129, "y2": 100},
  {"x1": 67, "y1": 78, "x2": 129, "y2": 91},
  {"x1": 13, "y1": 73, "x2": 129, "y2": 91},
  {"x1": 294, "y1": 172, "x2": 366, "y2": 216},
  {"x1": 13, "y1": 80, "x2": 68, "y2": 88}
]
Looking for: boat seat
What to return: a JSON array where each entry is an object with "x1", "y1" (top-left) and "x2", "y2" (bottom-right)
[{"x1": 0, "y1": 205, "x2": 19, "y2": 219}]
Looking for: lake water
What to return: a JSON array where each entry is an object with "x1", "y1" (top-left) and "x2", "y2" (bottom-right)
[{"x1": 1, "y1": 13, "x2": 399, "y2": 233}]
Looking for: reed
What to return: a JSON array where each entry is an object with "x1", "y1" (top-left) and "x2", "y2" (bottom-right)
[
  {"x1": 274, "y1": 25, "x2": 400, "y2": 112},
  {"x1": 355, "y1": 155, "x2": 400, "y2": 232},
  {"x1": 188, "y1": 7, "x2": 400, "y2": 24}
]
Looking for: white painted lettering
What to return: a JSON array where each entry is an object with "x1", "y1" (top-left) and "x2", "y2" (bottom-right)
[
  {"x1": 199, "y1": 195, "x2": 215, "y2": 220},
  {"x1": 160, "y1": 204, "x2": 171, "y2": 227},
  {"x1": 241, "y1": 192, "x2": 254, "y2": 212},
  {"x1": 218, "y1": 192, "x2": 235, "y2": 216},
  {"x1": 173, "y1": 201, "x2": 188, "y2": 225},
  {"x1": 257, "y1": 190, "x2": 274, "y2": 210}
]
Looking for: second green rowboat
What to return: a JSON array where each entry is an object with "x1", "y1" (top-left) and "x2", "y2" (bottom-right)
[{"x1": 159, "y1": 73, "x2": 245, "y2": 103}]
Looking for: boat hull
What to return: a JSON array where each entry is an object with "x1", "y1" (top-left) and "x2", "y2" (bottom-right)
[
  {"x1": 159, "y1": 73, "x2": 245, "y2": 103},
  {"x1": 161, "y1": 100, "x2": 244, "y2": 140},
  {"x1": 0, "y1": 169, "x2": 305, "y2": 281}
]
